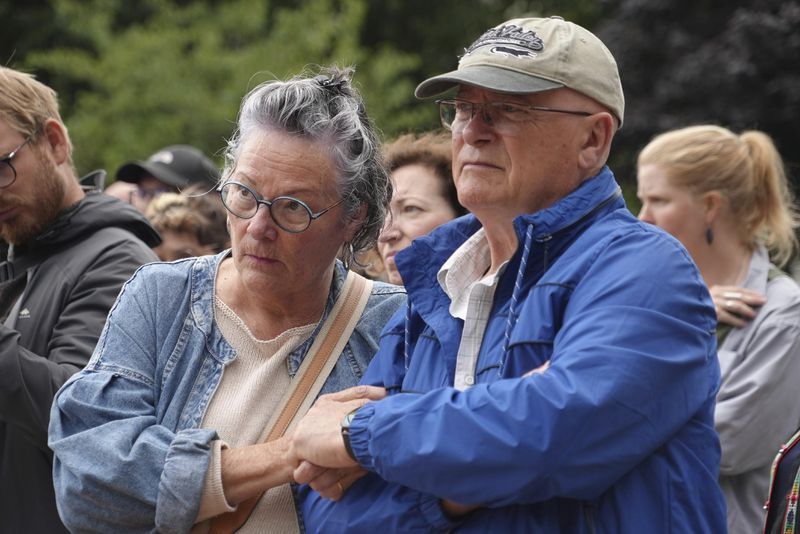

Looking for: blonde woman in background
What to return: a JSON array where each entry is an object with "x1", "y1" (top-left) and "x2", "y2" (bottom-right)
[
  {"x1": 146, "y1": 184, "x2": 230, "y2": 261},
  {"x1": 637, "y1": 124, "x2": 800, "y2": 534}
]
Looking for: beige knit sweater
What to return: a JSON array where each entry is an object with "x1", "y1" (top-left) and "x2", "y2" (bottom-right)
[{"x1": 192, "y1": 296, "x2": 316, "y2": 533}]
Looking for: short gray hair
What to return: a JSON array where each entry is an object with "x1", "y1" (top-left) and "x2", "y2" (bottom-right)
[{"x1": 223, "y1": 66, "x2": 390, "y2": 266}]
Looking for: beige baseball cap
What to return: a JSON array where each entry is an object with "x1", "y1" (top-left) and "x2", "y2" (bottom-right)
[{"x1": 415, "y1": 16, "x2": 624, "y2": 127}]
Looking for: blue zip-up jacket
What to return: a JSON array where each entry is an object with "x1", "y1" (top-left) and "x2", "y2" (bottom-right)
[
  {"x1": 48, "y1": 254, "x2": 405, "y2": 533},
  {"x1": 302, "y1": 168, "x2": 727, "y2": 533}
]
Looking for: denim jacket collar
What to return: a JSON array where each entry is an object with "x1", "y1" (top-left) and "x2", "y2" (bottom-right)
[{"x1": 188, "y1": 250, "x2": 349, "y2": 377}]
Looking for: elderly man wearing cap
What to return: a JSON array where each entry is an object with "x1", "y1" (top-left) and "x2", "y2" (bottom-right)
[
  {"x1": 107, "y1": 144, "x2": 220, "y2": 212},
  {"x1": 290, "y1": 16, "x2": 727, "y2": 533}
]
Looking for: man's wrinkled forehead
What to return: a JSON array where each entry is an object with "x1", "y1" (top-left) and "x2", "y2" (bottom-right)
[{"x1": 455, "y1": 84, "x2": 561, "y2": 104}]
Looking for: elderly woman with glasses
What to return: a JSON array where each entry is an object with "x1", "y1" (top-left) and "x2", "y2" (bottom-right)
[{"x1": 48, "y1": 67, "x2": 405, "y2": 533}]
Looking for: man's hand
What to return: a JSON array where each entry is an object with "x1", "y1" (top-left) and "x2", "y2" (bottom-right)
[
  {"x1": 441, "y1": 499, "x2": 481, "y2": 518},
  {"x1": 294, "y1": 461, "x2": 368, "y2": 500},
  {"x1": 523, "y1": 360, "x2": 550, "y2": 377},
  {"x1": 290, "y1": 385, "x2": 387, "y2": 474}
]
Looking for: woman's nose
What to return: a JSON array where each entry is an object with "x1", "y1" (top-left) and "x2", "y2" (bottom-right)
[
  {"x1": 246, "y1": 205, "x2": 279, "y2": 240},
  {"x1": 379, "y1": 216, "x2": 401, "y2": 242}
]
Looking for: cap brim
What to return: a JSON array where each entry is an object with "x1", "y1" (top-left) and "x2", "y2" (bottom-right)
[
  {"x1": 415, "y1": 65, "x2": 564, "y2": 99},
  {"x1": 116, "y1": 161, "x2": 187, "y2": 188}
]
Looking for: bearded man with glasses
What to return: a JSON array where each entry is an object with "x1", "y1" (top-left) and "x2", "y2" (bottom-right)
[
  {"x1": 0, "y1": 66, "x2": 160, "y2": 532},
  {"x1": 292, "y1": 17, "x2": 728, "y2": 533}
]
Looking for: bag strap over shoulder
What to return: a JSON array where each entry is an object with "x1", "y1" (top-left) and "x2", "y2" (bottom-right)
[
  {"x1": 265, "y1": 270, "x2": 372, "y2": 441},
  {"x1": 208, "y1": 270, "x2": 372, "y2": 533}
]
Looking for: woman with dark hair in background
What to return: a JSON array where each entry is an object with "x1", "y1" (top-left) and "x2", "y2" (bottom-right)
[
  {"x1": 378, "y1": 131, "x2": 467, "y2": 285},
  {"x1": 637, "y1": 124, "x2": 800, "y2": 534}
]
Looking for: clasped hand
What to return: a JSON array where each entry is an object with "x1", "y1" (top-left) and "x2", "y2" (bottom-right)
[
  {"x1": 288, "y1": 385, "x2": 386, "y2": 500},
  {"x1": 287, "y1": 384, "x2": 483, "y2": 517}
]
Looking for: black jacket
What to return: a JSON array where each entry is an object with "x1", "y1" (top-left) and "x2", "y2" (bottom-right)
[{"x1": 0, "y1": 192, "x2": 159, "y2": 532}]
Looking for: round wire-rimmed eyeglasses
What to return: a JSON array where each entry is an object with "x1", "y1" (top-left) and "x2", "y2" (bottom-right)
[{"x1": 218, "y1": 180, "x2": 345, "y2": 233}]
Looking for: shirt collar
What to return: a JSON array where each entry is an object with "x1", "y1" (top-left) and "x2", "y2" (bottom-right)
[{"x1": 437, "y1": 228, "x2": 510, "y2": 316}]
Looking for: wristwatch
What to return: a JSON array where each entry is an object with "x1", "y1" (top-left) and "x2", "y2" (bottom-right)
[{"x1": 340, "y1": 407, "x2": 359, "y2": 461}]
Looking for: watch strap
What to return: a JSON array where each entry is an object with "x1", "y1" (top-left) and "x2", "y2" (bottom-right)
[{"x1": 341, "y1": 408, "x2": 360, "y2": 461}]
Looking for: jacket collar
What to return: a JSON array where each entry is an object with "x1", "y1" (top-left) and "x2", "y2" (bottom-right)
[
  {"x1": 9, "y1": 192, "x2": 160, "y2": 261},
  {"x1": 742, "y1": 244, "x2": 770, "y2": 295},
  {"x1": 512, "y1": 166, "x2": 621, "y2": 240},
  {"x1": 395, "y1": 167, "x2": 624, "y2": 361},
  {"x1": 398, "y1": 166, "x2": 623, "y2": 296}
]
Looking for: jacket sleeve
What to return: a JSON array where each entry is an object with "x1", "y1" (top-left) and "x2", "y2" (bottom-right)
[
  {"x1": 0, "y1": 237, "x2": 157, "y2": 450},
  {"x1": 347, "y1": 230, "x2": 720, "y2": 508},
  {"x1": 48, "y1": 265, "x2": 215, "y2": 534},
  {"x1": 715, "y1": 289, "x2": 800, "y2": 473},
  {"x1": 300, "y1": 474, "x2": 459, "y2": 534}
]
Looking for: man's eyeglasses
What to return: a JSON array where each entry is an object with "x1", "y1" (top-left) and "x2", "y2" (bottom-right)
[
  {"x1": 0, "y1": 131, "x2": 37, "y2": 189},
  {"x1": 436, "y1": 99, "x2": 591, "y2": 134},
  {"x1": 218, "y1": 181, "x2": 345, "y2": 233}
]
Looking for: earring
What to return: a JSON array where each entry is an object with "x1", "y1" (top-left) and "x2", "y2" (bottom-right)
[
  {"x1": 705, "y1": 227, "x2": 714, "y2": 245},
  {"x1": 343, "y1": 242, "x2": 356, "y2": 270}
]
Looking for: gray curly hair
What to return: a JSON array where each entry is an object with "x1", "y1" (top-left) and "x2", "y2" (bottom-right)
[{"x1": 222, "y1": 66, "x2": 390, "y2": 267}]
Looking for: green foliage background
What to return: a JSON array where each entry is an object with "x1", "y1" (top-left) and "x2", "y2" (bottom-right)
[
  {"x1": 2, "y1": 0, "x2": 798, "y2": 208},
  {"x1": 4, "y1": 0, "x2": 428, "y2": 175}
]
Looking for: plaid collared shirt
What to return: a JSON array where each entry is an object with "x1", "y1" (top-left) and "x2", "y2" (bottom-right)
[{"x1": 437, "y1": 228, "x2": 509, "y2": 391}]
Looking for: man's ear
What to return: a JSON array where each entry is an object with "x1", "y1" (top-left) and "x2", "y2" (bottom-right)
[
  {"x1": 40, "y1": 119, "x2": 71, "y2": 166},
  {"x1": 577, "y1": 112, "x2": 614, "y2": 173}
]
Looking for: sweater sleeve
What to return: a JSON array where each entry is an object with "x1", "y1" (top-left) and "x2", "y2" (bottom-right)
[{"x1": 195, "y1": 440, "x2": 237, "y2": 523}]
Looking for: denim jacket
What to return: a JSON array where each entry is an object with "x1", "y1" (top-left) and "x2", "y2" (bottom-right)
[{"x1": 48, "y1": 252, "x2": 405, "y2": 534}]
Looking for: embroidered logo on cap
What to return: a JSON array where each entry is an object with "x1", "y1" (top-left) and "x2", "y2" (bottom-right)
[
  {"x1": 463, "y1": 24, "x2": 544, "y2": 59},
  {"x1": 149, "y1": 150, "x2": 175, "y2": 165}
]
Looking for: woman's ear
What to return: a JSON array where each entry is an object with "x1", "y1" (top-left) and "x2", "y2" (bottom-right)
[
  {"x1": 345, "y1": 203, "x2": 368, "y2": 242},
  {"x1": 577, "y1": 112, "x2": 614, "y2": 173},
  {"x1": 702, "y1": 191, "x2": 723, "y2": 225}
]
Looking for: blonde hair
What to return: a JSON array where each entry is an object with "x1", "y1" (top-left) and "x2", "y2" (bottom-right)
[
  {"x1": 145, "y1": 188, "x2": 229, "y2": 252},
  {"x1": 638, "y1": 125, "x2": 798, "y2": 267},
  {"x1": 0, "y1": 67, "x2": 72, "y2": 158}
]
